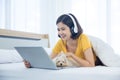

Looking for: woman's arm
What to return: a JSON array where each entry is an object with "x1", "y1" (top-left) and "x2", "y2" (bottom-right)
[
  {"x1": 66, "y1": 48, "x2": 95, "y2": 67},
  {"x1": 50, "y1": 53, "x2": 58, "y2": 59}
]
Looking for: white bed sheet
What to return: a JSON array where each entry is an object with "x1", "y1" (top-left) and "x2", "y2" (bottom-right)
[{"x1": 0, "y1": 62, "x2": 120, "y2": 80}]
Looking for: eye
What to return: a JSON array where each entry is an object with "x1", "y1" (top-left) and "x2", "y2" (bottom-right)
[
  {"x1": 57, "y1": 28, "x2": 60, "y2": 31},
  {"x1": 61, "y1": 27, "x2": 65, "y2": 31}
]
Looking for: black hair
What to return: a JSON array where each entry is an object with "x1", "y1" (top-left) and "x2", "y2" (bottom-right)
[{"x1": 56, "y1": 13, "x2": 83, "y2": 39}]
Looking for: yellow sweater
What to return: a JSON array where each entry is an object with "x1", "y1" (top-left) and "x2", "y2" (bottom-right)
[{"x1": 52, "y1": 34, "x2": 95, "y2": 60}]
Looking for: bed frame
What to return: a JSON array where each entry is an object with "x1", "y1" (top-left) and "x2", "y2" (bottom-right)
[{"x1": 0, "y1": 29, "x2": 49, "y2": 49}]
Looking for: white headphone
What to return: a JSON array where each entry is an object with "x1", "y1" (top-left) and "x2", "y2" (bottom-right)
[{"x1": 67, "y1": 14, "x2": 78, "y2": 33}]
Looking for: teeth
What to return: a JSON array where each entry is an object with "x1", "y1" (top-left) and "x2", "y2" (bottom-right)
[
  {"x1": 61, "y1": 35, "x2": 65, "y2": 38},
  {"x1": 61, "y1": 36, "x2": 65, "y2": 38}
]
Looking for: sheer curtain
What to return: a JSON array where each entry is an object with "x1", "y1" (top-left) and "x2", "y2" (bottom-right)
[
  {"x1": 110, "y1": 0, "x2": 120, "y2": 54},
  {"x1": 10, "y1": 0, "x2": 41, "y2": 33},
  {"x1": 72, "y1": 0, "x2": 107, "y2": 41},
  {"x1": 0, "y1": 0, "x2": 5, "y2": 28},
  {"x1": 0, "y1": 0, "x2": 72, "y2": 48},
  {"x1": 0, "y1": 0, "x2": 41, "y2": 33},
  {"x1": 71, "y1": 0, "x2": 120, "y2": 54},
  {"x1": 0, "y1": 0, "x2": 120, "y2": 54}
]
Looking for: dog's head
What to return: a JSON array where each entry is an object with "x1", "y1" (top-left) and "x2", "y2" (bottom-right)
[
  {"x1": 54, "y1": 53, "x2": 68, "y2": 67},
  {"x1": 53, "y1": 52, "x2": 80, "y2": 67},
  {"x1": 55, "y1": 57, "x2": 67, "y2": 67}
]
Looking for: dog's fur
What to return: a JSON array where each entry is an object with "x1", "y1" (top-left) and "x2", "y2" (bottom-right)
[{"x1": 53, "y1": 52, "x2": 80, "y2": 67}]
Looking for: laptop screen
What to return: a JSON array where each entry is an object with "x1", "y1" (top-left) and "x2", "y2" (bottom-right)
[{"x1": 15, "y1": 47, "x2": 58, "y2": 70}]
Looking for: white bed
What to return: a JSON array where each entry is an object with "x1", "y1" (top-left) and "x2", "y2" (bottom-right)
[{"x1": 0, "y1": 29, "x2": 120, "y2": 80}]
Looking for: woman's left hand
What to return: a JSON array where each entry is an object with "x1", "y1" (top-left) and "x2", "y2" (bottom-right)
[{"x1": 66, "y1": 52, "x2": 74, "y2": 57}]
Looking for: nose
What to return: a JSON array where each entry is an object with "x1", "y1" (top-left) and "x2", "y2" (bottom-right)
[
  {"x1": 58, "y1": 30, "x2": 64, "y2": 37},
  {"x1": 58, "y1": 30, "x2": 62, "y2": 35},
  {"x1": 60, "y1": 63, "x2": 63, "y2": 66}
]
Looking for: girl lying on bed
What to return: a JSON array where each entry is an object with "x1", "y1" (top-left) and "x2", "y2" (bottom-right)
[{"x1": 24, "y1": 13, "x2": 103, "y2": 68}]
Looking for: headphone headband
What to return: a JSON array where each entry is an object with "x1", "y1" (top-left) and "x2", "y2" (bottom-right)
[{"x1": 67, "y1": 14, "x2": 78, "y2": 33}]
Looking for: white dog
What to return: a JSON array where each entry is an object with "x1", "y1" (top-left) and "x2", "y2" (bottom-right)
[{"x1": 53, "y1": 52, "x2": 80, "y2": 67}]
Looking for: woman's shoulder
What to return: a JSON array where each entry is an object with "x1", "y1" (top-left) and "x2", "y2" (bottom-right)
[
  {"x1": 79, "y1": 33, "x2": 88, "y2": 39},
  {"x1": 57, "y1": 39, "x2": 65, "y2": 44},
  {"x1": 57, "y1": 38, "x2": 63, "y2": 42}
]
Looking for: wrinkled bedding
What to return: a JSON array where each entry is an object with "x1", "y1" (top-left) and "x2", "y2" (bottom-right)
[{"x1": 0, "y1": 62, "x2": 120, "y2": 80}]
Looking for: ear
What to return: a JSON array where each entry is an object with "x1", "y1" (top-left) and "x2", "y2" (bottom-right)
[
  {"x1": 57, "y1": 53, "x2": 62, "y2": 57},
  {"x1": 64, "y1": 58, "x2": 67, "y2": 63}
]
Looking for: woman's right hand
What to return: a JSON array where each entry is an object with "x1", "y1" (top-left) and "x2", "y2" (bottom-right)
[{"x1": 23, "y1": 60, "x2": 31, "y2": 68}]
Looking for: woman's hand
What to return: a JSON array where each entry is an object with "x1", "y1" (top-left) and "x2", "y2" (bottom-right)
[
  {"x1": 66, "y1": 52, "x2": 74, "y2": 57},
  {"x1": 23, "y1": 60, "x2": 31, "y2": 68}
]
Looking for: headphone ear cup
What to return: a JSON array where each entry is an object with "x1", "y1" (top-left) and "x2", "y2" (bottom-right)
[{"x1": 70, "y1": 27, "x2": 74, "y2": 34}]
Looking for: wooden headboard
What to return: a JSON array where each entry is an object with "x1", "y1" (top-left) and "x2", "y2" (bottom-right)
[{"x1": 0, "y1": 29, "x2": 49, "y2": 49}]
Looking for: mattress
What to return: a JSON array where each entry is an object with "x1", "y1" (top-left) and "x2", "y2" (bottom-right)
[{"x1": 0, "y1": 62, "x2": 120, "y2": 80}]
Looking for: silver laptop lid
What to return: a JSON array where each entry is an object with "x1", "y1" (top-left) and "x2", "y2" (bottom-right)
[{"x1": 15, "y1": 47, "x2": 58, "y2": 70}]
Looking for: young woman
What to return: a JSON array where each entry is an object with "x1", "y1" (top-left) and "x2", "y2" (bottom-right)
[
  {"x1": 24, "y1": 13, "x2": 96, "y2": 68},
  {"x1": 50, "y1": 13, "x2": 96, "y2": 67}
]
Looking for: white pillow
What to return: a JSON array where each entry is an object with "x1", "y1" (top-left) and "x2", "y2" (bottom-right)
[
  {"x1": 0, "y1": 49, "x2": 23, "y2": 63},
  {"x1": 88, "y1": 35, "x2": 120, "y2": 67}
]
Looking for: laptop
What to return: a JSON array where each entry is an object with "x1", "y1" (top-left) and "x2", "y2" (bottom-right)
[{"x1": 15, "y1": 47, "x2": 62, "y2": 70}]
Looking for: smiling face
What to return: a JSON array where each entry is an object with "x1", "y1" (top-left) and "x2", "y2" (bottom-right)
[{"x1": 57, "y1": 22, "x2": 71, "y2": 41}]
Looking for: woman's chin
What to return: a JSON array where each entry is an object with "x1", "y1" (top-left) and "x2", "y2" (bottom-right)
[{"x1": 61, "y1": 38, "x2": 66, "y2": 41}]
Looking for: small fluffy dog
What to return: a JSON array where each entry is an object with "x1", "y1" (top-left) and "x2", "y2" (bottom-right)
[{"x1": 53, "y1": 52, "x2": 80, "y2": 67}]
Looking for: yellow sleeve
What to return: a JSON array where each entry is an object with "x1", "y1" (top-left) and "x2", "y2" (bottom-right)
[
  {"x1": 80, "y1": 34, "x2": 92, "y2": 52},
  {"x1": 52, "y1": 39, "x2": 63, "y2": 54}
]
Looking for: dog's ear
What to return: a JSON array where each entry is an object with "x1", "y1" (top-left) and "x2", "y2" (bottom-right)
[
  {"x1": 57, "y1": 53, "x2": 62, "y2": 57},
  {"x1": 57, "y1": 52, "x2": 65, "y2": 57},
  {"x1": 64, "y1": 58, "x2": 67, "y2": 63}
]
